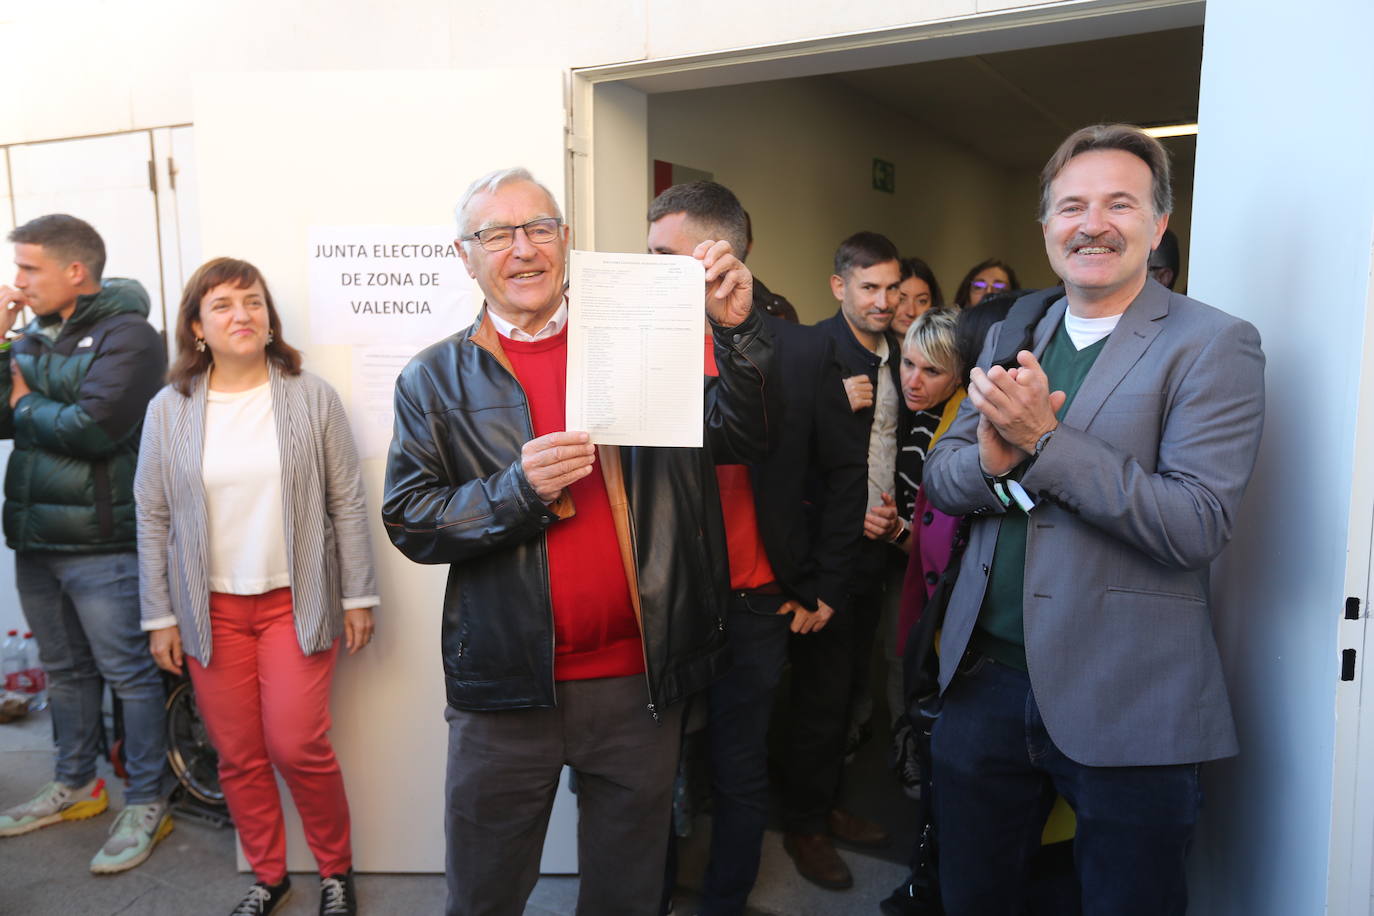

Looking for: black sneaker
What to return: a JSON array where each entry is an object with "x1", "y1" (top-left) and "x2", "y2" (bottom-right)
[
  {"x1": 879, "y1": 876, "x2": 943, "y2": 916},
  {"x1": 889, "y1": 723, "x2": 923, "y2": 799},
  {"x1": 231, "y1": 877, "x2": 292, "y2": 915},
  {"x1": 319, "y1": 868, "x2": 357, "y2": 915}
]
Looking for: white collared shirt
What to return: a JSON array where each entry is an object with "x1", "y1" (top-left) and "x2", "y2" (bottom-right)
[{"x1": 487, "y1": 300, "x2": 569, "y2": 342}]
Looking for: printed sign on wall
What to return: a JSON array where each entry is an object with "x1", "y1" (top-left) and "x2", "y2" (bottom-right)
[{"x1": 308, "y1": 225, "x2": 476, "y2": 345}]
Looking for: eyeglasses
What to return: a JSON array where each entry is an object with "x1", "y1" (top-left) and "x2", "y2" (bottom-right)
[
  {"x1": 971, "y1": 280, "x2": 1009, "y2": 293},
  {"x1": 463, "y1": 218, "x2": 562, "y2": 252}
]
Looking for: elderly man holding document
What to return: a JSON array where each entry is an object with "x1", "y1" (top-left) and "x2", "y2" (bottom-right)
[{"x1": 381, "y1": 166, "x2": 775, "y2": 916}]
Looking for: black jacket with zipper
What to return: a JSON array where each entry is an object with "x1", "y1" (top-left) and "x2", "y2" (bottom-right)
[{"x1": 382, "y1": 305, "x2": 776, "y2": 715}]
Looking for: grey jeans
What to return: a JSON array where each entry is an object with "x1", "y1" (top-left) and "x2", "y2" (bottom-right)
[{"x1": 443, "y1": 675, "x2": 684, "y2": 916}]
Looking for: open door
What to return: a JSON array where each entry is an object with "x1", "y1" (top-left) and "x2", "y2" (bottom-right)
[{"x1": 192, "y1": 68, "x2": 574, "y2": 874}]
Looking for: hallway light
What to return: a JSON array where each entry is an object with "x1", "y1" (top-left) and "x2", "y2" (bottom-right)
[{"x1": 1142, "y1": 123, "x2": 1199, "y2": 139}]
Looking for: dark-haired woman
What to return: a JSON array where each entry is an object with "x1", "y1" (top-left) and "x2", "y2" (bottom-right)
[
  {"x1": 890, "y1": 256, "x2": 945, "y2": 338},
  {"x1": 136, "y1": 258, "x2": 377, "y2": 916},
  {"x1": 952, "y1": 258, "x2": 1019, "y2": 309}
]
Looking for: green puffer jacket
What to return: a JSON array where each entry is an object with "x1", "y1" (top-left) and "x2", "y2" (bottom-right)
[{"x1": 0, "y1": 279, "x2": 166, "y2": 553}]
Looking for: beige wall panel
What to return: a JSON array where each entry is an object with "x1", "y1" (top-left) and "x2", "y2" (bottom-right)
[{"x1": 649, "y1": 76, "x2": 1032, "y2": 322}]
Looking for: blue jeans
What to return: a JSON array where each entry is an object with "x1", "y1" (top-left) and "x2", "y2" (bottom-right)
[
  {"x1": 931, "y1": 654, "x2": 1199, "y2": 916},
  {"x1": 699, "y1": 592, "x2": 791, "y2": 916},
  {"x1": 17, "y1": 552, "x2": 168, "y2": 803}
]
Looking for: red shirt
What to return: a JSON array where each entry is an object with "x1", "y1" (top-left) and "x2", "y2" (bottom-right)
[
  {"x1": 502, "y1": 330, "x2": 644, "y2": 682},
  {"x1": 704, "y1": 336, "x2": 776, "y2": 590}
]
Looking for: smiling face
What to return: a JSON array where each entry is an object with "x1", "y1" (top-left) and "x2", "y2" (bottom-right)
[
  {"x1": 193, "y1": 280, "x2": 270, "y2": 366},
  {"x1": 832, "y1": 260, "x2": 901, "y2": 343},
  {"x1": 892, "y1": 275, "x2": 934, "y2": 336},
  {"x1": 899, "y1": 342, "x2": 960, "y2": 412},
  {"x1": 1043, "y1": 149, "x2": 1168, "y2": 315},
  {"x1": 457, "y1": 179, "x2": 569, "y2": 333}
]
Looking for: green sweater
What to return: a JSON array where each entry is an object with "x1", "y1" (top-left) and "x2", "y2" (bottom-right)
[{"x1": 970, "y1": 320, "x2": 1107, "y2": 670}]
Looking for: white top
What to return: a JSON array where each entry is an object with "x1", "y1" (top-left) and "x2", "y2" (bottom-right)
[
  {"x1": 202, "y1": 381, "x2": 291, "y2": 595},
  {"x1": 487, "y1": 300, "x2": 568, "y2": 341},
  {"x1": 1064, "y1": 310, "x2": 1121, "y2": 350},
  {"x1": 867, "y1": 336, "x2": 900, "y2": 509}
]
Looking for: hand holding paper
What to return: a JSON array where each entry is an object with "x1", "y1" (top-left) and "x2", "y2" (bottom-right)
[
  {"x1": 695, "y1": 239, "x2": 753, "y2": 328},
  {"x1": 521, "y1": 431, "x2": 596, "y2": 503}
]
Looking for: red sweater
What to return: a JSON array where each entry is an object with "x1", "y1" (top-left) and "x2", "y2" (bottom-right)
[
  {"x1": 704, "y1": 336, "x2": 775, "y2": 590},
  {"x1": 502, "y1": 331, "x2": 644, "y2": 682}
]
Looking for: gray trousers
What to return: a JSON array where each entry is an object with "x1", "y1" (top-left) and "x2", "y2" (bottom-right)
[{"x1": 443, "y1": 675, "x2": 683, "y2": 916}]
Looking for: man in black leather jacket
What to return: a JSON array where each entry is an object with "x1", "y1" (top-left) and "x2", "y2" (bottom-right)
[
  {"x1": 382, "y1": 167, "x2": 773, "y2": 916},
  {"x1": 648, "y1": 181, "x2": 867, "y2": 913}
]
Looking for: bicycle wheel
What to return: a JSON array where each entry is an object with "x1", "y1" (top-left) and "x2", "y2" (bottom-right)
[{"x1": 164, "y1": 678, "x2": 226, "y2": 807}]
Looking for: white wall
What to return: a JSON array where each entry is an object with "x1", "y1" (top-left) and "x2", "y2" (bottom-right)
[
  {"x1": 0, "y1": 0, "x2": 1066, "y2": 148},
  {"x1": 193, "y1": 68, "x2": 571, "y2": 873},
  {"x1": 649, "y1": 75, "x2": 1048, "y2": 322},
  {"x1": 1187, "y1": 1, "x2": 1374, "y2": 913}
]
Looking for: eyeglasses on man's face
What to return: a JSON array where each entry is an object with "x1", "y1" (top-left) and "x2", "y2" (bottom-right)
[{"x1": 463, "y1": 218, "x2": 563, "y2": 252}]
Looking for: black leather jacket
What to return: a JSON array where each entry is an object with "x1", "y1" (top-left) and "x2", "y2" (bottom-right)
[{"x1": 382, "y1": 306, "x2": 775, "y2": 716}]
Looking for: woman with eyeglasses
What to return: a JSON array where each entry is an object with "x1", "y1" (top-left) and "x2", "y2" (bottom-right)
[
  {"x1": 136, "y1": 257, "x2": 377, "y2": 916},
  {"x1": 952, "y1": 258, "x2": 1020, "y2": 309}
]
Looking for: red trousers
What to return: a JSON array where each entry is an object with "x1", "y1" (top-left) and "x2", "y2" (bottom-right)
[{"x1": 188, "y1": 587, "x2": 352, "y2": 881}]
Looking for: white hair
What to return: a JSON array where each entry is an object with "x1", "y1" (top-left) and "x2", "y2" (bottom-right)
[{"x1": 454, "y1": 167, "x2": 563, "y2": 240}]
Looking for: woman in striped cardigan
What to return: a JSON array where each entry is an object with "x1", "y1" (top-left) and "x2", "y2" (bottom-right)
[{"x1": 135, "y1": 257, "x2": 377, "y2": 916}]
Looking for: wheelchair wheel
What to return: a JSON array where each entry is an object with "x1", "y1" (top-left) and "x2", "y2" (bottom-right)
[{"x1": 164, "y1": 678, "x2": 226, "y2": 807}]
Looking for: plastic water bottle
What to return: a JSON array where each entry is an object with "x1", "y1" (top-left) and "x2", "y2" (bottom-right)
[
  {"x1": 1, "y1": 630, "x2": 26, "y2": 693},
  {"x1": 21, "y1": 632, "x2": 46, "y2": 711}
]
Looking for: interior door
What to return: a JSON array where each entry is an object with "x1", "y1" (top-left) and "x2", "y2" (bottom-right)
[{"x1": 9, "y1": 132, "x2": 168, "y2": 332}]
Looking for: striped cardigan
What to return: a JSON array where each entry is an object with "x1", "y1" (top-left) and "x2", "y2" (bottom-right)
[{"x1": 134, "y1": 365, "x2": 378, "y2": 664}]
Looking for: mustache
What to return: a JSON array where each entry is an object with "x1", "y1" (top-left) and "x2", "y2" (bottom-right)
[{"x1": 1067, "y1": 233, "x2": 1125, "y2": 251}]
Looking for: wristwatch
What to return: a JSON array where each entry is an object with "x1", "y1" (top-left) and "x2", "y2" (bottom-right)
[
  {"x1": 891, "y1": 519, "x2": 911, "y2": 546},
  {"x1": 1033, "y1": 425, "x2": 1057, "y2": 458}
]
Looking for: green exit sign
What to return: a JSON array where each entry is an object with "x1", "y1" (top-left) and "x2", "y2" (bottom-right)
[{"x1": 872, "y1": 158, "x2": 895, "y2": 193}]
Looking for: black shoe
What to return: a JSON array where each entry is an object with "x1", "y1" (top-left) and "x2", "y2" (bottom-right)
[
  {"x1": 231, "y1": 877, "x2": 292, "y2": 916},
  {"x1": 320, "y1": 868, "x2": 357, "y2": 915},
  {"x1": 889, "y1": 723, "x2": 922, "y2": 800},
  {"x1": 879, "y1": 876, "x2": 943, "y2": 916}
]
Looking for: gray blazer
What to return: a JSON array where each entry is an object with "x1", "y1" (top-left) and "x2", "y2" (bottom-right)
[
  {"x1": 925, "y1": 280, "x2": 1265, "y2": 767},
  {"x1": 135, "y1": 365, "x2": 378, "y2": 664}
]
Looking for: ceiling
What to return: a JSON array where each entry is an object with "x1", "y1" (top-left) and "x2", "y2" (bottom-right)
[{"x1": 833, "y1": 26, "x2": 1203, "y2": 179}]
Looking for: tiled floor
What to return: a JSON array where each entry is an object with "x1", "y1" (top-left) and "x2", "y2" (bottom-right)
[{"x1": 0, "y1": 703, "x2": 911, "y2": 915}]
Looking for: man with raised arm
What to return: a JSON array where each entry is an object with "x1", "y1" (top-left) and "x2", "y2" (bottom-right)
[
  {"x1": 382, "y1": 168, "x2": 773, "y2": 916},
  {"x1": 648, "y1": 181, "x2": 866, "y2": 913}
]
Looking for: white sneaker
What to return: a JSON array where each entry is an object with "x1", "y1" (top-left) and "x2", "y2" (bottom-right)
[
  {"x1": 90, "y1": 800, "x2": 174, "y2": 874},
  {"x1": 0, "y1": 778, "x2": 108, "y2": 837}
]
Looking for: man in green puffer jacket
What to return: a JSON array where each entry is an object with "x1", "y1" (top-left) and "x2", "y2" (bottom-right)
[{"x1": 0, "y1": 214, "x2": 172, "y2": 875}]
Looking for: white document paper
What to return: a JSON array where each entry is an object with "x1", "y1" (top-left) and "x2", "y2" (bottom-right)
[
  {"x1": 566, "y1": 250, "x2": 705, "y2": 447},
  {"x1": 349, "y1": 346, "x2": 420, "y2": 461}
]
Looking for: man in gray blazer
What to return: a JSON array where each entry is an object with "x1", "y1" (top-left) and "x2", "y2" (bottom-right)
[{"x1": 923, "y1": 124, "x2": 1265, "y2": 915}]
